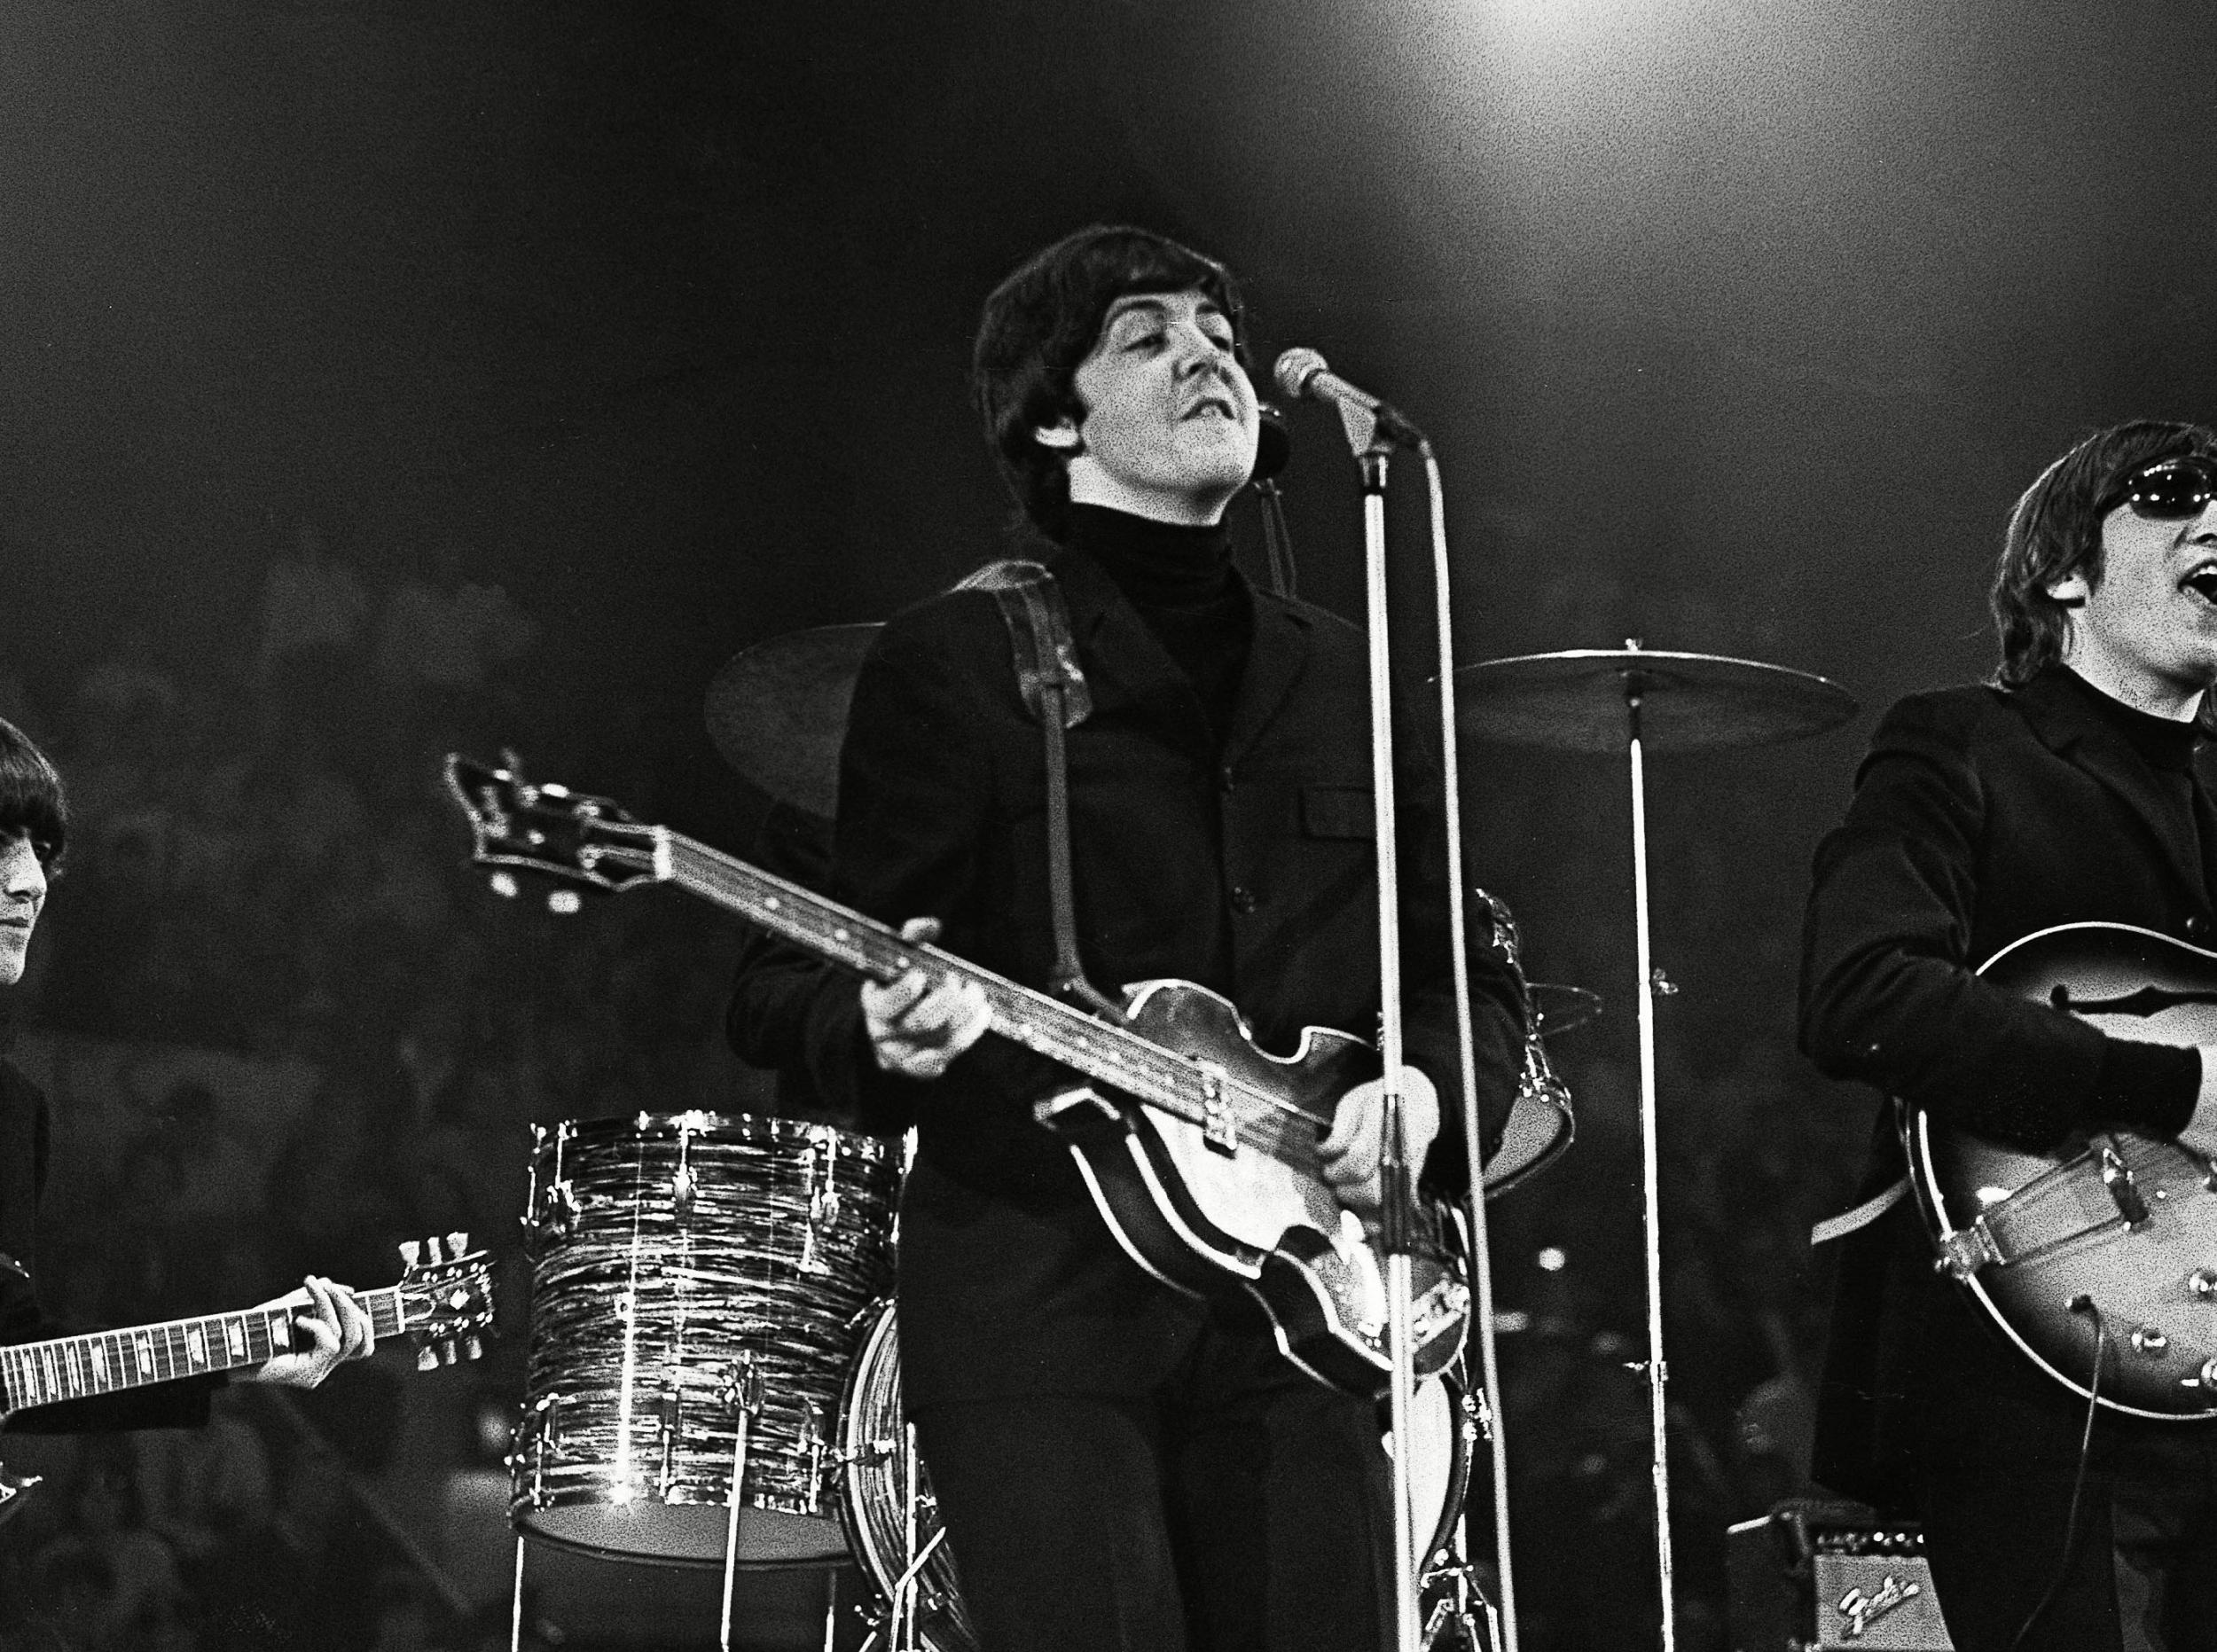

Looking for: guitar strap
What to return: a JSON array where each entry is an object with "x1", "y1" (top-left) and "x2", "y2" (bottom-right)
[
  {"x1": 1808, "y1": 1177, "x2": 1907, "y2": 1247},
  {"x1": 956, "y1": 560, "x2": 1123, "y2": 1020}
]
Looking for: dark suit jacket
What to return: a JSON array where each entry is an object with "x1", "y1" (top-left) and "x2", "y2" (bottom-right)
[
  {"x1": 728, "y1": 545, "x2": 1525, "y2": 1410},
  {"x1": 1799, "y1": 666, "x2": 2217, "y2": 1506},
  {"x1": 1, "y1": 1056, "x2": 217, "y2": 1432}
]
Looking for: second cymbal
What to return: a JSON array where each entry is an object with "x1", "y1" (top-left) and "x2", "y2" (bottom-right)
[
  {"x1": 705, "y1": 623, "x2": 881, "y2": 818},
  {"x1": 1455, "y1": 646, "x2": 1857, "y2": 755}
]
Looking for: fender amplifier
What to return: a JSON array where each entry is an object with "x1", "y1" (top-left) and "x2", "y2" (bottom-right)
[{"x1": 1727, "y1": 1500, "x2": 1955, "y2": 1651}]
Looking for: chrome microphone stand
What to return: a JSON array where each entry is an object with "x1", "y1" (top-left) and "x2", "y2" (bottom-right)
[
  {"x1": 1351, "y1": 425, "x2": 1424, "y2": 1652},
  {"x1": 1320, "y1": 384, "x2": 1521, "y2": 1652}
]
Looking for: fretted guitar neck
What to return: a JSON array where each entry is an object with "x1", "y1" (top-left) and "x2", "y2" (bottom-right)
[{"x1": 0, "y1": 1288, "x2": 405, "y2": 1414}]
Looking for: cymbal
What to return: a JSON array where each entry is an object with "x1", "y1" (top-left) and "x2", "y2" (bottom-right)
[
  {"x1": 1454, "y1": 647, "x2": 1857, "y2": 755},
  {"x1": 704, "y1": 623, "x2": 881, "y2": 818},
  {"x1": 1528, "y1": 983, "x2": 1602, "y2": 1038}
]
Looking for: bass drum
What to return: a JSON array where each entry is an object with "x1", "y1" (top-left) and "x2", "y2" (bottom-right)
[
  {"x1": 511, "y1": 1112, "x2": 899, "y2": 1566},
  {"x1": 839, "y1": 1301, "x2": 979, "y2": 1652},
  {"x1": 837, "y1": 1301, "x2": 1472, "y2": 1651}
]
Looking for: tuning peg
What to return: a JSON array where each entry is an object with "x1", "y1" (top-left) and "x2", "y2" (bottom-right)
[
  {"x1": 448, "y1": 1231, "x2": 471, "y2": 1258},
  {"x1": 441, "y1": 1341, "x2": 459, "y2": 1366},
  {"x1": 547, "y1": 889, "x2": 581, "y2": 916},
  {"x1": 489, "y1": 872, "x2": 520, "y2": 899},
  {"x1": 465, "y1": 1335, "x2": 485, "y2": 1362},
  {"x1": 418, "y1": 1345, "x2": 440, "y2": 1373},
  {"x1": 426, "y1": 1235, "x2": 447, "y2": 1263},
  {"x1": 399, "y1": 1240, "x2": 422, "y2": 1269}
]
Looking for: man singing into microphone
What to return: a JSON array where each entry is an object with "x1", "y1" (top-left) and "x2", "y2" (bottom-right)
[
  {"x1": 729, "y1": 225, "x2": 1524, "y2": 1650},
  {"x1": 1802, "y1": 420, "x2": 2217, "y2": 1649}
]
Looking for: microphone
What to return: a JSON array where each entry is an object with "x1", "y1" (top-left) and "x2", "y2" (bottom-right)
[{"x1": 1272, "y1": 348, "x2": 1427, "y2": 449}]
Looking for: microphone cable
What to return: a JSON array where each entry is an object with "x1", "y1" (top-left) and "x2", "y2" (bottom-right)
[
  {"x1": 2007, "y1": 1298, "x2": 2109, "y2": 1652},
  {"x1": 1252, "y1": 401, "x2": 1298, "y2": 598}
]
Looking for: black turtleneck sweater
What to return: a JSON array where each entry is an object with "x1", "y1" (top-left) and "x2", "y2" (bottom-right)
[
  {"x1": 1064, "y1": 504, "x2": 1253, "y2": 743},
  {"x1": 2056, "y1": 666, "x2": 2205, "y2": 1133}
]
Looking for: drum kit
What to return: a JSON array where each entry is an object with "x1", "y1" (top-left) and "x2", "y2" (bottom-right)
[{"x1": 497, "y1": 624, "x2": 1855, "y2": 1652}]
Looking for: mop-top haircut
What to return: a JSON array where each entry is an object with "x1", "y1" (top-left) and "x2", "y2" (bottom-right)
[
  {"x1": 0, "y1": 716, "x2": 67, "y2": 870},
  {"x1": 972, "y1": 224, "x2": 1249, "y2": 542},
  {"x1": 1991, "y1": 418, "x2": 2217, "y2": 718}
]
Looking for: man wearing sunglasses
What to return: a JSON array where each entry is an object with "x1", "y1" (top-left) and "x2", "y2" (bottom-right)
[{"x1": 1801, "y1": 419, "x2": 2217, "y2": 1651}]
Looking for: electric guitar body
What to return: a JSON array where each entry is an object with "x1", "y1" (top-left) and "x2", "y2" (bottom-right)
[
  {"x1": 1036, "y1": 978, "x2": 1469, "y2": 1393},
  {"x1": 1905, "y1": 920, "x2": 2217, "y2": 1419}
]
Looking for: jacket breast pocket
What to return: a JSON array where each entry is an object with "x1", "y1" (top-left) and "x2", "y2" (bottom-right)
[{"x1": 1300, "y1": 785, "x2": 1375, "y2": 840}]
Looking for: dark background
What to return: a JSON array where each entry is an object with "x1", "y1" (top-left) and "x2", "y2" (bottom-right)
[{"x1": 3, "y1": 1, "x2": 2213, "y2": 1648}]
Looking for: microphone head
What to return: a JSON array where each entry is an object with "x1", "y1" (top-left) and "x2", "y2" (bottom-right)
[
  {"x1": 1272, "y1": 347, "x2": 1328, "y2": 403},
  {"x1": 1253, "y1": 402, "x2": 1292, "y2": 482}
]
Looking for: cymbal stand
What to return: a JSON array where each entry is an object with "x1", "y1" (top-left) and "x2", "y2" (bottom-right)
[
  {"x1": 1621, "y1": 644, "x2": 1677, "y2": 1652},
  {"x1": 719, "y1": 1353, "x2": 765, "y2": 1652}
]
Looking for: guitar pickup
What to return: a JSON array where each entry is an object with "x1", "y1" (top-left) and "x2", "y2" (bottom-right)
[{"x1": 1197, "y1": 1064, "x2": 1236, "y2": 1156}]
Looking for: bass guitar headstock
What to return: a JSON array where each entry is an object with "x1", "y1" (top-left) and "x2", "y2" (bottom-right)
[
  {"x1": 444, "y1": 754, "x2": 664, "y2": 905},
  {"x1": 396, "y1": 1233, "x2": 497, "y2": 1371}
]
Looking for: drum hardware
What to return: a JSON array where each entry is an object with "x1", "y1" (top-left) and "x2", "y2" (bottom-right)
[
  {"x1": 800, "y1": 1132, "x2": 845, "y2": 1275},
  {"x1": 1474, "y1": 889, "x2": 1579, "y2": 1199},
  {"x1": 872, "y1": 1520, "x2": 951, "y2": 1652},
  {"x1": 656, "y1": 1388, "x2": 684, "y2": 1498},
  {"x1": 717, "y1": 1350, "x2": 766, "y2": 1652},
  {"x1": 673, "y1": 1124, "x2": 699, "y2": 1215},
  {"x1": 1458, "y1": 641, "x2": 1858, "y2": 1652}
]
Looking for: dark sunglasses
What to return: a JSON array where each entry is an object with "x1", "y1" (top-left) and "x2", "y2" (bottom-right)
[{"x1": 2098, "y1": 456, "x2": 2217, "y2": 521}]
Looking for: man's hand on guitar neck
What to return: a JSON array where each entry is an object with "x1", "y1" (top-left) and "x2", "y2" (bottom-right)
[
  {"x1": 863, "y1": 917, "x2": 991, "y2": 1080},
  {"x1": 245, "y1": 1276, "x2": 376, "y2": 1390},
  {"x1": 1320, "y1": 1067, "x2": 1441, "y2": 1229}
]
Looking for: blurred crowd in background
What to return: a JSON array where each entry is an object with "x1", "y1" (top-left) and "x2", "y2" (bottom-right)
[{"x1": 0, "y1": 527, "x2": 1861, "y2": 1651}]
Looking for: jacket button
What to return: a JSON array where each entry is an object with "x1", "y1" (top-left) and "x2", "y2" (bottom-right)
[{"x1": 1230, "y1": 885, "x2": 1258, "y2": 914}]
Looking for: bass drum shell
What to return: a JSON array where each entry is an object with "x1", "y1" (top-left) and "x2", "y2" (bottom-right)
[
  {"x1": 511, "y1": 1111, "x2": 898, "y2": 1567},
  {"x1": 839, "y1": 1301, "x2": 979, "y2": 1652},
  {"x1": 838, "y1": 1300, "x2": 1472, "y2": 1648}
]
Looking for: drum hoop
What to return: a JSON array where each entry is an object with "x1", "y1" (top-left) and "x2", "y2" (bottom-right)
[
  {"x1": 529, "y1": 1110, "x2": 899, "y2": 1165},
  {"x1": 1483, "y1": 1086, "x2": 1574, "y2": 1196},
  {"x1": 835, "y1": 1296, "x2": 905, "y2": 1593},
  {"x1": 1422, "y1": 1370, "x2": 1478, "y2": 1570}
]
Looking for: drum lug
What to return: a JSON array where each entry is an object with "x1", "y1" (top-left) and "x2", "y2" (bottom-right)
[
  {"x1": 721, "y1": 1351, "x2": 766, "y2": 1419},
  {"x1": 527, "y1": 1179, "x2": 579, "y2": 1250},
  {"x1": 510, "y1": 1394, "x2": 560, "y2": 1507},
  {"x1": 1461, "y1": 1382, "x2": 1492, "y2": 1445},
  {"x1": 803, "y1": 1400, "x2": 828, "y2": 1513},
  {"x1": 801, "y1": 1132, "x2": 842, "y2": 1276},
  {"x1": 673, "y1": 1119, "x2": 698, "y2": 1216},
  {"x1": 657, "y1": 1388, "x2": 684, "y2": 1497}
]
